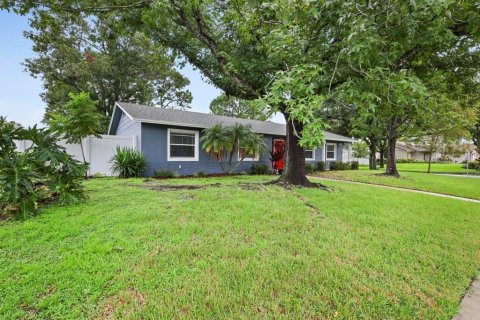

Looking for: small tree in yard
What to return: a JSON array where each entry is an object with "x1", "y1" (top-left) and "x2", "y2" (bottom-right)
[
  {"x1": 201, "y1": 124, "x2": 267, "y2": 174},
  {"x1": 49, "y1": 92, "x2": 102, "y2": 165},
  {"x1": 352, "y1": 142, "x2": 369, "y2": 161}
]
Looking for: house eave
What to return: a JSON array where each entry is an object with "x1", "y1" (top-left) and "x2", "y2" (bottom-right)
[{"x1": 114, "y1": 101, "x2": 356, "y2": 143}]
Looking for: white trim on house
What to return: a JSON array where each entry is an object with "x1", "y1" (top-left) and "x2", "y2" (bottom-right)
[
  {"x1": 108, "y1": 104, "x2": 136, "y2": 134},
  {"x1": 305, "y1": 148, "x2": 315, "y2": 161},
  {"x1": 326, "y1": 143, "x2": 337, "y2": 160},
  {"x1": 167, "y1": 128, "x2": 199, "y2": 161},
  {"x1": 237, "y1": 148, "x2": 259, "y2": 161}
]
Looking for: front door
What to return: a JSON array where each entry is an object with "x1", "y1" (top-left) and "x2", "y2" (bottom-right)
[{"x1": 272, "y1": 139, "x2": 285, "y2": 173}]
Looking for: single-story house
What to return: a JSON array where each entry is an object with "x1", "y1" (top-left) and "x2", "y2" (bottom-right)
[
  {"x1": 108, "y1": 102, "x2": 356, "y2": 176},
  {"x1": 396, "y1": 141, "x2": 478, "y2": 162},
  {"x1": 396, "y1": 141, "x2": 444, "y2": 161},
  {"x1": 394, "y1": 142, "x2": 431, "y2": 161}
]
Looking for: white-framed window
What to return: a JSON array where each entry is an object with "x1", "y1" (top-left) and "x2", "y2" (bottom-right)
[
  {"x1": 305, "y1": 149, "x2": 315, "y2": 161},
  {"x1": 167, "y1": 128, "x2": 199, "y2": 161},
  {"x1": 326, "y1": 143, "x2": 336, "y2": 160},
  {"x1": 238, "y1": 147, "x2": 259, "y2": 161}
]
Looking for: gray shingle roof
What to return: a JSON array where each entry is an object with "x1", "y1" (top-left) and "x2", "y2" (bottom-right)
[{"x1": 116, "y1": 102, "x2": 355, "y2": 142}]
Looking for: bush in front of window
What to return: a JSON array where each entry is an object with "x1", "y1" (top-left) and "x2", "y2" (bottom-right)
[
  {"x1": 329, "y1": 161, "x2": 350, "y2": 171},
  {"x1": 153, "y1": 169, "x2": 176, "y2": 179},
  {"x1": 110, "y1": 147, "x2": 147, "y2": 178},
  {"x1": 314, "y1": 161, "x2": 326, "y2": 172},
  {"x1": 250, "y1": 164, "x2": 270, "y2": 175},
  {"x1": 350, "y1": 161, "x2": 359, "y2": 170}
]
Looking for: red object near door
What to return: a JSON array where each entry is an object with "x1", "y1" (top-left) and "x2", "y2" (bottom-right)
[{"x1": 272, "y1": 139, "x2": 285, "y2": 173}]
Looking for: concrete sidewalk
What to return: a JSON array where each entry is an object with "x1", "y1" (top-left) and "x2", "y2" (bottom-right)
[
  {"x1": 308, "y1": 176, "x2": 480, "y2": 203},
  {"x1": 453, "y1": 278, "x2": 480, "y2": 320},
  {"x1": 434, "y1": 174, "x2": 480, "y2": 179}
]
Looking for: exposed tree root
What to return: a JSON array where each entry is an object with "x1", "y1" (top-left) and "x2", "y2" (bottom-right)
[
  {"x1": 377, "y1": 172, "x2": 401, "y2": 178},
  {"x1": 264, "y1": 176, "x2": 328, "y2": 189},
  {"x1": 291, "y1": 192, "x2": 327, "y2": 217}
]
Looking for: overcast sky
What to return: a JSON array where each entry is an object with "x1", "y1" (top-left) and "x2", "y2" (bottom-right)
[{"x1": 0, "y1": 10, "x2": 285, "y2": 127}]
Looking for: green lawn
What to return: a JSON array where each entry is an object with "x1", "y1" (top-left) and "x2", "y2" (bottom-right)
[
  {"x1": 320, "y1": 169, "x2": 480, "y2": 200},
  {"x1": 375, "y1": 162, "x2": 479, "y2": 175},
  {"x1": 1, "y1": 176, "x2": 480, "y2": 319}
]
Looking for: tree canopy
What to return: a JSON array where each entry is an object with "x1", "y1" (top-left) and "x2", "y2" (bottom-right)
[
  {"x1": 21, "y1": 7, "x2": 192, "y2": 131},
  {"x1": 209, "y1": 94, "x2": 269, "y2": 121},
  {"x1": 49, "y1": 92, "x2": 103, "y2": 164}
]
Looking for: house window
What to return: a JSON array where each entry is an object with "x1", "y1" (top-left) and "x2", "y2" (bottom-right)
[
  {"x1": 305, "y1": 149, "x2": 315, "y2": 160},
  {"x1": 238, "y1": 147, "x2": 259, "y2": 161},
  {"x1": 326, "y1": 143, "x2": 336, "y2": 160},
  {"x1": 167, "y1": 128, "x2": 199, "y2": 161}
]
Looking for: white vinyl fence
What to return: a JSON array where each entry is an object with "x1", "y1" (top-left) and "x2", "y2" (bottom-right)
[{"x1": 15, "y1": 135, "x2": 137, "y2": 176}]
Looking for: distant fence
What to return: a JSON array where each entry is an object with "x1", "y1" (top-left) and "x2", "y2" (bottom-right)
[{"x1": 14, "y1": 135, "x2": 137, "y2": 176}]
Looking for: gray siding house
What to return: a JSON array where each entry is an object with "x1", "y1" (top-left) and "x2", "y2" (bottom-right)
[{"x1": 108, "y1": 102, "x2": 355, "y2": 176}]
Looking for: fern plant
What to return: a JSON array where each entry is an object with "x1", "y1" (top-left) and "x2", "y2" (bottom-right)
[{"x1": 110, "y1": 147, "x2": 147, "y2": 178}]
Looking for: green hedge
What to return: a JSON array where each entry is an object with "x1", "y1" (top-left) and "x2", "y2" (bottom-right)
[{"x1": 329, "y1": 161, "x2": 351, "y2": 170}]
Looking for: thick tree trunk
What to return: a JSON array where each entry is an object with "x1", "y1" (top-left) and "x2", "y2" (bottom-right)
[
  {"x1": 379, "y1": 149, "x2": 385, "y2": 168},
  {"x1": 368, "y1": 136, "x2": 377, "y2": 170},
  {"x1": 378, "y1": 139, "x2": 386, "y2": 169},
  {"x1": 284, "y1": 117, "x2": 309, "y2": 185},
  {"x1": 427, "y1": 151, "x2": 433, "y2": 174},
  {"x1": 385, "y1": 117, "x2": 399, "y2": 177}
]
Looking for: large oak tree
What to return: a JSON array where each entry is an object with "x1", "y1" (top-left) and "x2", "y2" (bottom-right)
[{"x1": 4, "y1": 0, "x2": 479, "y2": 182}]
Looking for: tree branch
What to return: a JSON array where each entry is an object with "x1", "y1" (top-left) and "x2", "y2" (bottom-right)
[
  {"x1": 170, "y1": 1, "x2": 260, "y2": 98},
  {"x1": 62, "y1": 1, "x2": 152, "y2": 13}
]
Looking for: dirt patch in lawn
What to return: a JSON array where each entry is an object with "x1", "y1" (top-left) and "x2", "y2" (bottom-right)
[
  {"x1": 238, "y1": 183, "x2": 266, "y2": 191},
  {"x1": 99, "y1": 287, "x2": 146, "y2": 320},
  {"x1": 140, "y1": 183, "x2": 221, "y2": 192},
  {"x1": 293, "y1": 192, "x2": 322, "y2": 216}
]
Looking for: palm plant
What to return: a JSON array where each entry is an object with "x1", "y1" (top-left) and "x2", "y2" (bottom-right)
[
  {"x1": 201, "y1": 124, "x2": 267, "y2": 173},
  {"x1": 201, "y1": 124, "x2": 230, "y2": 161},
  {"x1": 239, "y1": 132, "x2": 268, "y2": 161}
]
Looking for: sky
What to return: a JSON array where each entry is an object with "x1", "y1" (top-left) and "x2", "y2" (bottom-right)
[{"x1": 0, "y1": 11, "x2": 285, "y2": 127}]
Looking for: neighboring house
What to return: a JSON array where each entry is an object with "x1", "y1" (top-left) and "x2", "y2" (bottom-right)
[
  {"x1": 108, "y1": 102, "x2": 356, "y2": 176},
  {"x1": 395, "y1": 142, "x2": 438, "y2": 162},
  {"x1": 466, "y1": 144, "x2": 480, "y2": 161},
  {"x1": 395, "y1": 143, "x2": 415, "y2": 160},
  {"x1": 395, "y1": 142, "x2": 479, "y2": 162}
]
